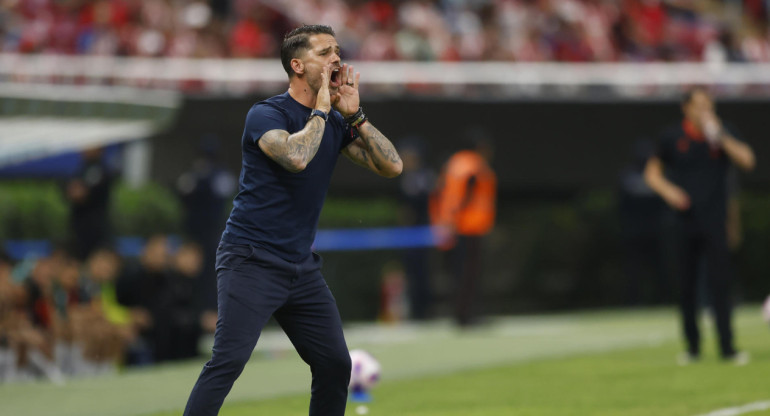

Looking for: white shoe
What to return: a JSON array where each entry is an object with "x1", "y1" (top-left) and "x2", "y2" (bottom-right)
[
  {"x1": 27, "y1": 349, "x2": 65, "y2": 385},
  {"x1": 725, "y1": 351, "x2": 750, "y2": 366},
  {"x1": 676, "y1": 352, "x2": 699, "y2": 366}
]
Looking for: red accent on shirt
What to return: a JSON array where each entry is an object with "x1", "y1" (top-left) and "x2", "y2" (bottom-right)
[{"x1": 682, "y1": 120, "x2": 705, "y2": 142}]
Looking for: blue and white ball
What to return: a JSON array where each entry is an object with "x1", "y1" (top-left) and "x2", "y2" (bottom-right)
[{"x1": 349, "y1": 349, "x2": 381, "y2": 391}]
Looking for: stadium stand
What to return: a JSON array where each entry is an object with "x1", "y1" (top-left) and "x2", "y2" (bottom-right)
[{"x1": 0, "y1": 0, "x2": 768, "y2": 63}]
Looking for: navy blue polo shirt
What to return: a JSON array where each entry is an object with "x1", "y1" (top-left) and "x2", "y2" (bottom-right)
[
  {"x1": 656, "y1": 120, "x2": 732, "y2": 227},
  {"x1": 221, "y1": 92, "x2": 357, "y2": 262}
]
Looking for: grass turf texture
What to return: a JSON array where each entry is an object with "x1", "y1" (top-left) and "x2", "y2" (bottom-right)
[
  {"x1": 154, "y1": 320, "x2": 770, "y2": 416},
  {"x1": 2, "y1": 307, "x2": 768, "y2": 416}
]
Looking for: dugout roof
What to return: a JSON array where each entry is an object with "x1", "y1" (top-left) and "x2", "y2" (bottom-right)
[{"x1": 0, "y1": 83, "x2": 179, "y2": 177}]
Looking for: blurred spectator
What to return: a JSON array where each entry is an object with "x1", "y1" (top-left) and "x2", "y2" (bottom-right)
[
  {"x1": 41, "y1": 246, "x2": 134, "y2": 376},
  {"x1": 51, "y1": 248, "x2": 85, "y2": 370},
  {"x1": 115, "y1": 235, "x2": 207, "y2": 363},
  {"x1": 1, "y1": 237, "x2": 214, "y2": 381},
  {"x1": 11, "y1": 252, "x2": 65, "y2": 382},
  {"x1": 23, "y1": 253, "x2": 58, "y2": 337},
  {"x1": 1, "y1": 239, "x2": 197, "y2": 382},
  {"x1": 1, "y1": 250, "x2": 60, "y2": 382},
  {"x1": 0, "y1": 249, "x2": 24, "y2": 381},
  {"x1": 397, "y1": 138, "x2": 435, "y2": 320},
  {"x1": 228, "y1": 5, "x2": 277, "y2": 58},
  {"x1": 703, "y1": 27, "x2": 746, "y2": 63},
  {"x1": 154, "y1": 241, "x2": 204, "y2": 361},
  {"x1": 64, "y1": 147, "x2": 116, "y2": 261},
  {"x1": 116, "y1": 235, "x2": 170, "y2": 364},
  {"x1": 643, "y1": 87, "x2": 755, "y2": 364},
  {"x1": 176, "y1": 137, "x2": 236, "y2": 317},
  {"x1": 431, "y1": 130, "x2": 497, "y2": 327}
]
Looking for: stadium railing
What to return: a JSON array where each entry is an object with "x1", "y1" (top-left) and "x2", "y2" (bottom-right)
[{"x1": 3, "y1": 54, "x2": 770, "y2": 97}]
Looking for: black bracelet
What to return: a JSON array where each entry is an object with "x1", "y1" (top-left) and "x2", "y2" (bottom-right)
[
  {"x1": 307, "y1": 109, "x2": 328, "y2": 123},
  {"x1": 345, "y1": 107, "x2": 367, "y2": 128}
]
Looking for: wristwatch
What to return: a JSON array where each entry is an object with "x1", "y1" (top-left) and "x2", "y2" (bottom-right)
[{"x1": 308, "y1": 109, "x2": 328, "y2": 122}]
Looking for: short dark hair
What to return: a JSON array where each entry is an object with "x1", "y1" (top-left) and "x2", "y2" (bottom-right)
[
  {"x1": 280, "y1": 25, "x2": 336, "y2": 77},
  {"x1": 682, "y1": 86, "x2": 709, "y2": 106}
]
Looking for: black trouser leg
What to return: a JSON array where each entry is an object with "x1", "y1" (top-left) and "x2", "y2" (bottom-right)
[
  {"x1": 404, "y1": 248, "x2": 432, "y2": 320},
  {"x1": 678, "y1": 232, "x2": 701, "y2": 356},
  {"x1": 704, "y1": 229, "x2": 735, "y2": 357},
  {"x1": 274, "y1": 255, "x2": 350, "y2": 416},
  {"x1": 455, "y1": 236, "x2": 482, "y2": 326},
  {"x1": 184, "y1": 245, "x2": 291, "y2": 416}
]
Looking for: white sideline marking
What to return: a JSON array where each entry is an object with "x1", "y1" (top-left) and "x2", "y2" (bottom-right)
[{"x1": 695, "y1": 400, "x2": 770, "y2": 416}]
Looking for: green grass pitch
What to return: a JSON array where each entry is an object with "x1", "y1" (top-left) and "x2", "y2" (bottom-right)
[
  {"x1": 154, "y1": 311, "x2": 770, "y2": 416},
  {"x1": 1, "y1": 307, "x2": 768, "y2": 416}
]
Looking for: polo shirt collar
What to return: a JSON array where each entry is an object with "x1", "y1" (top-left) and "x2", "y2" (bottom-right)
[{"x1": 682, "y1": 119, "x2": 705, "y2": 142}]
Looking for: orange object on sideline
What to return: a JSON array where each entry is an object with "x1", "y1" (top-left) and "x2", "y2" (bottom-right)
[{"x1": 430, "y1": 150, "x2": 496, "y2": 247}]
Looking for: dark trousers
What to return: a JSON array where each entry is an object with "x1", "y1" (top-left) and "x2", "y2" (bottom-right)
[
  {"x1": 184, "y1": 244, "x2": 351, "y2": 416},
  {"x1": 672, "y1": 222, "x2": 735, "y2": 357},
  {"x1": 403, "y1": 247, "x2": 432, "y2": 320},
  {"x1": 452, "y1": 235, "x2": 483, "y2": 326}
]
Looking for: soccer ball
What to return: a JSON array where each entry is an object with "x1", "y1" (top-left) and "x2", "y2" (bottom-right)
[
  {"x1": 762, "y1": 295, "x2": 770, "y2": 323},
  {"x1": 349, "y1": 349, "x2": 381, "y2": 392}
]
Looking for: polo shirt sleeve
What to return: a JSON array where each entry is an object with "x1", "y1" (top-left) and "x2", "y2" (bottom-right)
[{"x1": 246, "y1": 103, "x2": 288, "y2": 144}]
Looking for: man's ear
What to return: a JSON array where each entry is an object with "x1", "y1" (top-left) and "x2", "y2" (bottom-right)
[{"x1": 291, "y1": 58, "x2": 304, "y2": 76}]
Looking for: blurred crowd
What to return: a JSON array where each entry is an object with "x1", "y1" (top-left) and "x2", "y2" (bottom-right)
[
  {"x1": 0, "y1": 237, "x2": 214, "y2": 383},
  {"x1": 1, "y1": 0, "x2": 769, "y2": 63},
  {"x1": 0, "y1": 143, "x2": 233, "y2": 383}
]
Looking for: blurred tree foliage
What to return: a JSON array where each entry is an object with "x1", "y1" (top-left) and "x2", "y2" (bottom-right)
[
  {"x1": 0, "y1": 181, "x2": 401, "y2": 240},
  {"x1": 0, "y1": 181, "x2": 183, "y2": 239},
  {"x1": 0, "y1": 181, "x2": 68, "y2": 240},
  {"x1": 111, "y1": 182, "x2": 183, "y2": 237}
]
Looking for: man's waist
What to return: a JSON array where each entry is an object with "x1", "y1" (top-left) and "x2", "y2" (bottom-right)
[{"x1": 220, "y1": 228, "x2": 312, "y2": 263}]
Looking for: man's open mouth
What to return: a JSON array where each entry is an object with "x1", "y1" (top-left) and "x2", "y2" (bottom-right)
[{"x1": 330, "y1": 68, "x2": 341, "y2": 87}]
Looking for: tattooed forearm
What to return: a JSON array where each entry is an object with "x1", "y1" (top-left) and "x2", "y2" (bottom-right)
[
  {"x1": 344, "y1": 145, "x2": 370, "y2": 170},
  {"x1": 259, "y1": 117, "x2": 326, "y2": 172},
  {"x1": 285, "y1": 116, "x2": 325, "y2": 170},
  {"x1": 357, "y1": 122, "x2": 403, "y2": 177}
]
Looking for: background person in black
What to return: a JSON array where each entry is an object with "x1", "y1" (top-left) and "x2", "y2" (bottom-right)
[
  {"x1": 397, "y1": 138, "x2": 435, "y2": 320},
  {"x1": 176, "y1": 138, "x2": 236, "y2": 333},
  {"x1": 644, "y1": 87, "x2": 755, "y2": 365},
  {"x1": 64, "y1": 147, "x2": 115, "y2": 261}
]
